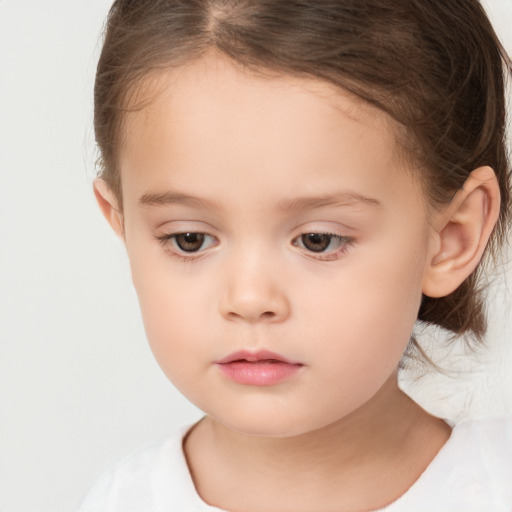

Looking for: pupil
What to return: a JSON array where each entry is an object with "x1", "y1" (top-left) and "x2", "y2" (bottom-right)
[
  {"x1": 176, "y1": 233, "x2": 204, "y2": 252},
  {"x1": 303, "y1": 233, "x2": 330, "y2": 252}
]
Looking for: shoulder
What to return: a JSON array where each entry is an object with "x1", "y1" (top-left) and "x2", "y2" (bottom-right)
[
  {"x1": 78, "y1": 424, "x2": 217, "y2": 512},
  {"x1": 446, "y1": 415, "x2": 512, "y2": 485},
  {"x1": 387, "y1": 416, "x2": 512, "y2": 512},
  {"x1": 450, "y1": 415, "x2": 512, "y2": 460}
]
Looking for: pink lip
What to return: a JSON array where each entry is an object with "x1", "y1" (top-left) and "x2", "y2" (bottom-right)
[{"x1": 215, "y1": 350, "x2": 303, "y2": 386}]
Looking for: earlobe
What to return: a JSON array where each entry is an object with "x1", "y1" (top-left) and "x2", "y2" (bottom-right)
[
  {"x1": 422, "y1": 166, "x2": 500, "y2": 298},
  {"x1": 93, "y1": 178, "x2": 125, "y2": 240}
]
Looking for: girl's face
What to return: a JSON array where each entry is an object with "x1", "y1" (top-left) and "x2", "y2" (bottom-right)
[{"x1": 117, "y1": 55, "x2": 436, "y2": 437}]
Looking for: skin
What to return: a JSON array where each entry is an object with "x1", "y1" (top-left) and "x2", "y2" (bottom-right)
[{"x1": 95, "y1": 53, "x2": 501, "y2": 512}]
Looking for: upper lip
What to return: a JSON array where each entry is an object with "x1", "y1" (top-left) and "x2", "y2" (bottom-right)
[{"x1": 216, "y1": 350, "x2": 302, "y2": 365}]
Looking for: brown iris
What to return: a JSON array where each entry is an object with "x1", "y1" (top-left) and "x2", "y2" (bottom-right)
[
  {"x1": 300, "y1": 233, "x2": 332, "y2": 252},
  {"x1": 174, "y1": 233, "x2": 205, "y2": 252}
]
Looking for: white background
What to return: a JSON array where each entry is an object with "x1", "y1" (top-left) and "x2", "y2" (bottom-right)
[{"x1": 0, "y1": 1, "x2": 511, "y2": 511}]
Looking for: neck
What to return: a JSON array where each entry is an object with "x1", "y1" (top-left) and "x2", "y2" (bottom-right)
[
  {"x1": 184, "y1": 374, "x2": 451, "y2": 512},
  {"x1": 210, "y1": 375, "x2": 415, "y2": 469}
]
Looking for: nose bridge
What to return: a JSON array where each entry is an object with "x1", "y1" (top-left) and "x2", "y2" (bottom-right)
[{"x1": 219, "y1": 239, "x2": 290, "y2": 323}]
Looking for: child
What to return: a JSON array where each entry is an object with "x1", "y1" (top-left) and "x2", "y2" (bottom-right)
[{"x1": 80, "y1": 0, "x2": 512, "y2": 510}]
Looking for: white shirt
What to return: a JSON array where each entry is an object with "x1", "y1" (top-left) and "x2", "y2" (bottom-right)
[{"x1": 79, "y1": 417, "x2": 512, "y2": 512}]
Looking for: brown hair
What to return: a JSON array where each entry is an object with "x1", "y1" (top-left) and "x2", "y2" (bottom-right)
[{"x1": 94, "y1": 0, "x2": 512, "y2": 355}]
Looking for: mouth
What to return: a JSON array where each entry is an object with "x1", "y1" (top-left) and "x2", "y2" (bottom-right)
[
  {"x1": 215, "y1": 350, "x2": 304, "y2": 386},
  {"x1": 216, "y1": 349, "x2": 301, "y2": 365}
]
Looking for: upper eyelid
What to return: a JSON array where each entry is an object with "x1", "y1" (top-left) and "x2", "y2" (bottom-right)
[
  {"x1": 155, "y1": 219, "x2": 218, "y2": 232},
  {"x1": 155, "y1": 217, "x2": 354, "y2": 232},
  {"x1": 157, "y1": 232, "x2": 217, "y2": 244},
  {"x1": 292, "y1": 233, "x2": 352, "y2": 249},
  {"x1": 292, "y1": 230, "x2": 352, "y2": 242}
]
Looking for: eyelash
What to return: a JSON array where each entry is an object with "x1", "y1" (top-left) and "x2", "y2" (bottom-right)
[
  {"x1": 156, "y1": 232, "x2": 217, "y2": 262},
  {"x1": 292, "y1": 233, "x2": 354, "y2": 261},
  {"x1": 156, "y1": 232, "x2": 354, "y2": 262}
]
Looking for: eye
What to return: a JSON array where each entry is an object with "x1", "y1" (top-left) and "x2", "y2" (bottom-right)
[
  {"x1": 299, "y1": 233, "x2": 334, "y2": 252},
  {"x1": 157, "y1": 232, "x2": 217, "y2": 254},
  {"x1": 173, "y1": 232, "x2": 208, "y2": 252},
  {"x1": 293, "y1": 233, "x2": 352, "y2": 257}
]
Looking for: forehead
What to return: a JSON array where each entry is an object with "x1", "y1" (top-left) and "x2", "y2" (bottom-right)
[
  {"x1": 118, "y1": 53, "x2": 421, "y2": 209},
  {"x1": 121, "y1": 52, "x2": 397, "y2": 151}
]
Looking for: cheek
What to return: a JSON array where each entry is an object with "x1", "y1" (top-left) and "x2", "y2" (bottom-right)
[
  {"x1": 126, "y1": 245, "x2": 206, "y2": 372},
  {"x1": 296, "y1": 237, "x2": 427, "y2": 367}
]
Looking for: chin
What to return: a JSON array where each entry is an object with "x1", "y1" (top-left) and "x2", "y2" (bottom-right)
[
  {"x1": 206, "y1": 407, "x2": 344, "y2": 439},
  {"x1": 231, "y1": 421, "x2": 307, "y2": 438}
]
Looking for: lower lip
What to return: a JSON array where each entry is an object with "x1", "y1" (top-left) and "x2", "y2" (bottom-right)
[{"x1": 216, "y1": 360, "x2": 303, "y2": 386}]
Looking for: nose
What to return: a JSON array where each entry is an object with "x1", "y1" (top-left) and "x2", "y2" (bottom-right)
[{"x1": 218, "y1": 250, "x2": 291, "y2": 324}]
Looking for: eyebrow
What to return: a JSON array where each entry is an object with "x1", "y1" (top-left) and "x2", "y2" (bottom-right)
[
  {"x1": 138, "y1": 190, "x2": 382, "y2": 211},
  {"x1": 277, "y1": 192, "x2": 382, "y2": 212},
  {"x1": 139, "y1": 191, "x2": 217, "y2": 209}
]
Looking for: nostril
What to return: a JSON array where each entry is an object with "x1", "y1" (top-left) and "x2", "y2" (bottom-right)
[
  {"x1": 219, "y1": 288, "x2": 291, "y2": 323},
  {"x1": 225, "y1": 310, "x2": 277, "y2": 322}
]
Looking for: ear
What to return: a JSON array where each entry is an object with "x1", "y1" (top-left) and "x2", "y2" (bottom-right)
[
  {"x1": 93, "y1": 178, "x2": 125, "y2": 240},
  {"x1": 422, "y1": 166, "x2": 500, "y2": 298}
]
